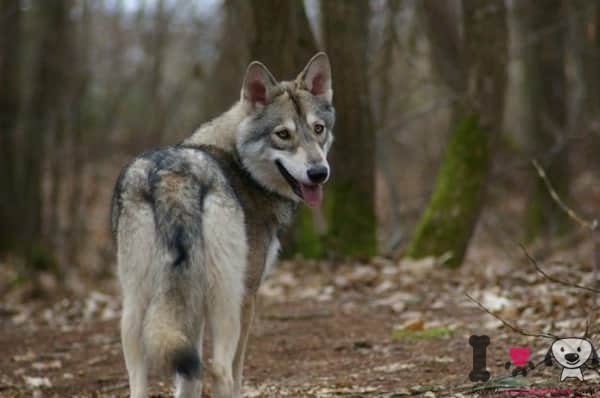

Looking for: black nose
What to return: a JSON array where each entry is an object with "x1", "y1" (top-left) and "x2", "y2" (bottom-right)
[
  {"x1": 307, "y1": 165, "x2": 328, "y2": 184},
  {"x1": 565, "y1": 353, "x2": 579, "y2": 362}
]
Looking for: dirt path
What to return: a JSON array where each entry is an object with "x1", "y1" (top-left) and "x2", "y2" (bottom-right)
[
  {"x1": 0, "y1": 297, "x2": 471, "y2": 397},
  {"x1": 2, "y1": 250, "x2": 600, "y2": 397}
]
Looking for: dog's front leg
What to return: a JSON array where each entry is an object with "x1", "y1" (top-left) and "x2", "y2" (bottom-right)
[{"x1": 233, "y1": 294, "x2": 256, "y2": 398}]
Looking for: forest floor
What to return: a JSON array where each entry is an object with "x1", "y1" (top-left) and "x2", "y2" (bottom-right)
[{"x1": 1, "y1": 237, "x2": 600, "y2": 397}]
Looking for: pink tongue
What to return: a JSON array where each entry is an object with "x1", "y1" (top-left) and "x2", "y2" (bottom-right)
[{"x1": 300, "y1": 184, "x2": 323, "y2": 207}]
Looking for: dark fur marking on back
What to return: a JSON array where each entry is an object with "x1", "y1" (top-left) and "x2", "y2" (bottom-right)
[
  {"x1": 144, "y1": 146, "x2": 211, "y2": 269},
  {"x1": 110, "y1": 162, "x2": 130, "y2": 240}
]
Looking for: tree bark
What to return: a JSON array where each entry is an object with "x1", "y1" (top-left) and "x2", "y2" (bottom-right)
[
  {"x1": 375, "y1": 0, "x2": 403, "y2": 254},
  {"x1": 248, "y1": 0, "x2": 317, "y2": 79},
  {"x1": 578, "y1": 0, "x2": 600, "y2": 165},
  {"x1": 584, "y1": 1, "x2": 600, "y2": 124},
  {"x1": 321, "y1": 0, "x2": 377, "y2": 257},
  {"x1": 514, "y1": 0, "x2": 570, "y2": 239},
  {"x1": 203, "y1": 0, "x2": 251, "y2": 120},
  {"x1": 146, "y1": 0, "x2": 169, "y2": 145},
  {"x1": 67, "y1": 0, "x2": 92, "y2": 265},
  {"x1": 407, "y1": 0, "x2": 508, "y2": 267},
  {"x1": 21, "y1": 0, "x2": 71, "y2": 269},
  {"x1": 0, "y1": 0, "x2": 21, "y2": 253},
  {"x1": 47, "y1": 2, "x2": 74, "y2": 250}
]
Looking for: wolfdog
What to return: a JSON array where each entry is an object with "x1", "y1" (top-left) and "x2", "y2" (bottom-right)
[{"x1": 111, "y1": 53, "x2": 334, "y2": 398}]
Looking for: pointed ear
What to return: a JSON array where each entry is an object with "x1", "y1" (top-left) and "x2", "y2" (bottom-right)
[
  {"x1": 544, "y1": 345, "x2": 554, "y2": 366},
  {"x1": 590, "y1": 343, "x2": 599, "y2": 365},
  {"x1": 298, "y1": 52, "x2": 332, "y2": 102},
  {"x1": 241, "y1": 61, "x2": 278, "y2": 106}
]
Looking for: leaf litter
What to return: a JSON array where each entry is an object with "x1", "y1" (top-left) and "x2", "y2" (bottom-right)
[{"x1": 1, "y1": 234, "x2": 600, "y2": 396}]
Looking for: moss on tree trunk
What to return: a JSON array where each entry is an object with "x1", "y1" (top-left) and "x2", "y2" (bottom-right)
[
  {"x1": 406, "y1": 114, "x2": 490, "y2": 267},
  {"x1": 327, "y1": 179, "x2": 377, "y2": 257},
  {"x1": 290, "y1": 179, "x2": 376, "y2": 258},
  {"x1": 291, "y1": 0, "x2": 376, "y2": 259},
  {"x1": 408, "y1": 0, "x2": 507, "y2": 267}
]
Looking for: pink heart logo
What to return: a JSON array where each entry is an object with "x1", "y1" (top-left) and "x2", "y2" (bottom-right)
[{"x1": 509, "y1": 347, "x2": 530, "y2": 366}]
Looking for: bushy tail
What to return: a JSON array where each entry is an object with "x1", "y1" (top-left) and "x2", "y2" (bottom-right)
[{"x1": 143, "y1": 310, "x2": 201, "y2": 379}]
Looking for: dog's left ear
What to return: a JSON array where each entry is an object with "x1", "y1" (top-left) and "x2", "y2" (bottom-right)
[
  {"x1": 590, "y1": 342, "x2": 599, "y2": 366},
  {"x1": 544, "y1": 345, "x2": 554, "y2": 366},
  {"x1": 298, "y1": 52, "x2": 333, "y2": 103},
  {"x1": 242, "y1": 61, "x2": 278, "y2": 107}
]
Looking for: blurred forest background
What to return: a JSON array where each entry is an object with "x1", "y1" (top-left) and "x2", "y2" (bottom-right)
[{"x1": 1, "y1": 0, "x2": 600, "y2": 295}]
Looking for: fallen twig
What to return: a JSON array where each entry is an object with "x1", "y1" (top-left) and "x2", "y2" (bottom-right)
[
  {"x1": 261, "y1": 310, "x2": 332, "y2": 321},
  {"x1": 531, "y1": 160, "x2": 594, "y2": 230},
  {"x1": 532, "y1": 160, "x2": 599, "y2": 292},
  {"x1": 465, "y1": 293, "x2": 557, "y2": 340},
  {"x1": 519, "y1": 244, "x2": 600, "y2": 294},
  {"x1": 101, "y1": 381, "x2": 129, "y2": 393}
]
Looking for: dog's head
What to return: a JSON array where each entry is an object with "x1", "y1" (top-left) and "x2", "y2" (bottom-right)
[
  {"x1": 235, "y1": 53, "x2": 335, "y2": 206},
  {"x1": 546, "y1": 338, "x2": 598, "y2": 369}
]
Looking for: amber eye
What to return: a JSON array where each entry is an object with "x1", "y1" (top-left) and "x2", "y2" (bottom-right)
[
  {"x1": 314, "y1": 123, "x2": 325, "y2": 135},
  {"x1": 275, "y1": 129, "x2": 291, "y2": 140}
]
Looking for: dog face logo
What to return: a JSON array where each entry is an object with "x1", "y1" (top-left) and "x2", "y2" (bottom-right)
[{"x1": 545, "y1": 338, "x2": 599, "y2": 381}]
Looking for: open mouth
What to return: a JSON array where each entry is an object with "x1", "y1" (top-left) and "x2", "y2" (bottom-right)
[{"x1": 275, "y1": 160, "x2": 323, "y2": 207}]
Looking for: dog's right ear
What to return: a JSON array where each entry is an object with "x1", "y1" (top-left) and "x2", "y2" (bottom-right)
[
  {"x1": 241, "y1": 61, "x2": 278, "y2": 107},
  {"x1": 297, "y1": 52, "x2": 333, "y2": 103},
  {"x1": 544, "y1": 345, "x2": 554, "y2": 366}
]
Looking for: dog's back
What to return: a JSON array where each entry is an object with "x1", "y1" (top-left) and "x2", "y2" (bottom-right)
[{"x1": 113, "y1": 144, "x2": 249, "y2": 393}]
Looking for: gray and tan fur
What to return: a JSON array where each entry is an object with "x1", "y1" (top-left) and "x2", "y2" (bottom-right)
[{"x1": 111, "y1": 53, "x2": 334, "y2": 398}]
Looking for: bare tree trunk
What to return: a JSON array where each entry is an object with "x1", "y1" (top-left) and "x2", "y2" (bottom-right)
[
  {"x1": 67, "y1": 0, "x2": 92, "y2": 266},
  {"x1": 143, "y1": 0, "x2": 169, "y2": 145},
  {"x1": 407, "y1": 0, "x2": 508, "y2": 267},
  {"x1": 21, "y1": 0, "x2": 71, "y2": 271},
  {"x1": 248, "y1": 0, "x2": 317, "y2": 79},
  {"x1": 203, "y1": 0, "x2": 251, "y2": 120},
  {"x1": 375, "y1": 0, "x2": 403, "y2": 254},
  {"x1": 584, "y1": 1, "x2": 600, "y2": 126},
  {"x1": 514, "y1": 1, "x2": 570, "y2": 239},
  {"x1": 47, "y1": 12, "x2": 74, "y2": 249},
  {"x1": 578, "y1": 0, "x2": 600, "y2": 165},
  {"x1": 321, "y1": 0, "x2": 377, "y2": 257},
  {"x1": 103, "y1": 0, "x2": 134, "y2": 143},
  {"x1": 0, "y1": 0, "x2": 21, "y2": 254}
]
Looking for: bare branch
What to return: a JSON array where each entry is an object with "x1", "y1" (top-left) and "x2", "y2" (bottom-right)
[
  {"x1": 531, "y1": 159, "x2": 595, "y2": 230},
  {"x1": 464, "y1": 293, "x2": 558, "y2": 340},
  {"x1": 520, "y1": 244, "x2": 600, "y2": 294},
  {"x1": 531, "y1": 159, "x2": 600, "y2": 296}
]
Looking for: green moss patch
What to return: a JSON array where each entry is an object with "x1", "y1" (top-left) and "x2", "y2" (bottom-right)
[{"x1": 391, "y1": 326, "x2": 456, "y2": 340}]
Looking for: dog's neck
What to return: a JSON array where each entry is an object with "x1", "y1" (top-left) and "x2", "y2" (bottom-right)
[{"x1": 184, "y1": 101, "x2": 246, "y2": 151}]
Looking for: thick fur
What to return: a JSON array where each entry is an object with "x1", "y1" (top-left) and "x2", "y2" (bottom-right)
[{"x1": 112, "y1": 53, "x2": 334, "y2": 398}]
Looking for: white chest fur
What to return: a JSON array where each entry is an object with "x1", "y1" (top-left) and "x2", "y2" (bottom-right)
[{"x1": 261, "y1": 237, "x2": 280, "y2": 282}]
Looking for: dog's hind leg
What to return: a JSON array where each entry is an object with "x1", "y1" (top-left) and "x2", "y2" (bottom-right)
[
  {"x1": 121, "y1": 299, "x2": 148, "y2": 398},
  {"x1": 203, "y1": 193, "x2": 247, "y2": 398},
  {"x1": 118, "y1": 204, "x2": 155, "y2": 398},
  {"x1": 233, "y1": 295, "x2": 256, "y2": 398},
  {"x1": 208, "y1": 290, "x2": 241, "y2": 398}
]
